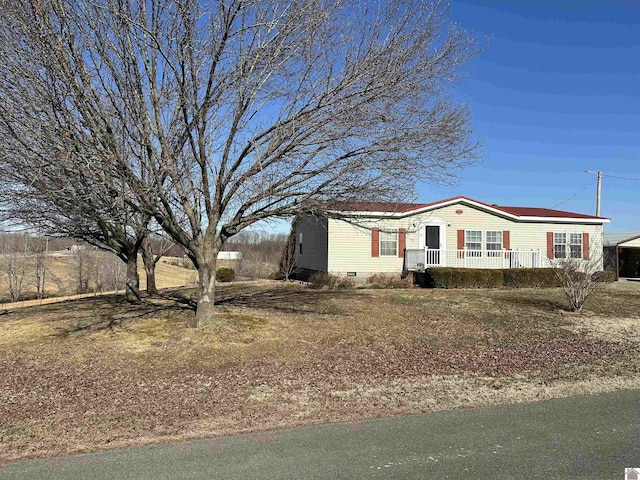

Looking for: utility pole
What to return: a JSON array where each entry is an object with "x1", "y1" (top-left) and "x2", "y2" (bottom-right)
[{"x1": 585, "y1": 170, "x2": 602, "y2": 217}]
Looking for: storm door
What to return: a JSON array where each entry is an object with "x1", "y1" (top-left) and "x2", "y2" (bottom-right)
[{"x1": 425, "y1": 225, "x2": 441, "y2": 265}]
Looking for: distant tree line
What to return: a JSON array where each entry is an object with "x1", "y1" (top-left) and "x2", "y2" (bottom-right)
[
  {"x1": 225, "y1": 231, "x2": 289, "y2": 280},
  {"x1": 0, "y1": 233, "x2": 127, "y2": 302}
]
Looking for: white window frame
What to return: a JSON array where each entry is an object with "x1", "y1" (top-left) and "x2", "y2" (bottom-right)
[
  {"x1": 486, "y1": 231, "x2": 503, "y2": 257},
  {"x1": 554, "y1": 233, "x2": 567, "y2": 259},
  {"x1": 298, "y1": 232, "x2": 303, "y2": 255},
  {"x1": 569, "y1": 233, "x2": 582, "y2": 259},
  {"x1": 379, "y1": 230, "x2": 398, "y2": 256},
  {"x1": 465, "y1": 230, "x2": 482, "y2": 257}
]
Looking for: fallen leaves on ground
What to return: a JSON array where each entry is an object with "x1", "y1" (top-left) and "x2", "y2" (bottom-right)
[{"x1": 0, "y1": 281, "x2": 639, "y2": 462}]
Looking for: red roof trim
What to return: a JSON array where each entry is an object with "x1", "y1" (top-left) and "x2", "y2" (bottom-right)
[
  {"x1": 494, "y1": 206, "x2": 603, "y2": 219},
  {"x1": 328, "y1": 196, "x2": 608, "y2": 220}
]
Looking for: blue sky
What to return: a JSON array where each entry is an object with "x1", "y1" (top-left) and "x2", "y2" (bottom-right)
[{"x1": 421, "y1": 0, "x2": 640, "y2": 232}]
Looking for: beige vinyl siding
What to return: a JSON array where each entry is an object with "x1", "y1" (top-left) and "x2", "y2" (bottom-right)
[
  {"x1": 295, "y1": 215, "x2": 328, "y2": 272},
  {"x1": 619, "y1": 237, "x2": 640, "y2": 248},
  {"x1": 327, "y1": 220, "x2": 406, "y2": 276},
  {"x1": 326, "y1": 203, "x2": 605, "y2": 275},
  {"x1": 416, "y1": 204, "x2": 603, "y2": 258}
]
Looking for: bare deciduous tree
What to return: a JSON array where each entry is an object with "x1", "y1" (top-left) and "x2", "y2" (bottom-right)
[
  {"x1": 0, "y1": 0, "x2": 482, "y2": 325},
  {"x1": 552, "y1": 253, "x2": 609, "y2": 313},
  {"x1": 91, "y1": 251, "x2": 106, "y2": 295},
  {"x1": 103, "y1": 253, "x2": 127, "y2": 294},
  {"x1": 0, "y1": 6, "x2": 163, "y2": 303},
  {"x1": 0, "y1": 234, "x2": 50, "y2": 301},
  {"x1": 71, "y1": 247, "x2": 92, "y2": 295},
  {"x1": 2, "y1": 254, "x2": 29, "y2": 302},
  {"x1": 32, "y1": 244, "x2": 49, "y2": 300},
  {"x1": 0, "y1": 234, "x2": 30, "y2": 302},
  {"x1": 279, "y1": 228, "x2": 300, "y2": 281},
  {"x1": 140, "y1": 233, "x2": 175, "y2": 295},
  {"x1": 0, "y1": 154, "x2": 150, "y2": 302}
]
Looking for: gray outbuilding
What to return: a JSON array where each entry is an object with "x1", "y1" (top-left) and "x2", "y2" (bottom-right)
[{"x1": 604, "y1": 231, "x2": 640, "y2": 279}]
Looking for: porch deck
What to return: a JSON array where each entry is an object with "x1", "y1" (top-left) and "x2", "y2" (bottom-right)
[{"x1": 404, "y1": 249, "x2": 544, "y2": 271}]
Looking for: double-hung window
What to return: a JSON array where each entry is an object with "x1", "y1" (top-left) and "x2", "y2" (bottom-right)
[
  {"x1": 298, "y1": 233, "x2": 303, "y2": 255},
  {"x1": 379, "y1": 230, "x2": 397, "y2": 256},
  {"x1": 569, "y1": 233, "x2": 583, "y2": 259},
  {"x1": 465, "y1": 230, "x2": 482, "y2": 257},
  {"x1": 486, "y1": 231, "x2": 503, "y2": 257},
  {"x1": 554, "y1": 233, "x2": 567, "y2": 259}
]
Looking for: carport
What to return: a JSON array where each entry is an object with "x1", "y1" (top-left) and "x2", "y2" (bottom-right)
[{"x1": 604, "y1": 232, "x2": 640, "y2": 280}]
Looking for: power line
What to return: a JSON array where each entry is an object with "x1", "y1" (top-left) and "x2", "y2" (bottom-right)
[
  {"x1": 601, "y1": 173, "x2": 640, "y2": 181},
  {"x1": 551, "y1": 182, "x2": 592, "y2": 209},
  {"x1": 550, "y1": 171, "x2": 638, "y2": 211}
]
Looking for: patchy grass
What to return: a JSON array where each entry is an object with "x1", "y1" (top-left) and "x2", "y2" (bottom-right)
[{"x1": 1, "y1": 281, "x2": 639, "y2": 462}]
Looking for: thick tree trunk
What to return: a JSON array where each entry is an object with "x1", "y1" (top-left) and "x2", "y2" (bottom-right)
[
  {"x1": 145, "y1": 263, "x2": 157, "y2": 294},
  {"x1": 192, "y1": 241, "x2": 219, "y2": 327},
  {"x1": 125, "y1": 254, "x2": 141, "y2": 303},
  {"x1": 140, "y1": 237, "x2": 158, "y2": 295}
]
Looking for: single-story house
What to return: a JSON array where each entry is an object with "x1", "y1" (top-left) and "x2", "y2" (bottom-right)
[
  {"x1": 626, "y1": 468, "x2": 640, "y2": 480},
  {"x1": 603, "y1": 231, "x2": 640, "y2": 279},
  {"x1": 294, "y1": 196, "x2": 609, "y2": 281}
]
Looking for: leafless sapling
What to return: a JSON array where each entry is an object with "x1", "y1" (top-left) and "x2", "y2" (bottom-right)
[{"x1": 551, "y1": 251, "x2": 609, "y2": 313}]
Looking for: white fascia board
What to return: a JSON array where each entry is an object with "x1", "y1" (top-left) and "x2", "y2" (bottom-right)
[
  {"x1": 515, "y1": 216, "x2": 610, "y2": 224},
  {"x1": 329, "y1": 197, "x2": 610, "y2": 224},
  {"x1": 332, "y1": 198, "x2": 522, "y2": 220},
  {"x1": 407, "y1": 198, "x2": 610, "y2": 224}
]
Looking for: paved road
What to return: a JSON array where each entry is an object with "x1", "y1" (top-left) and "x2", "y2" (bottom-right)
[{"x1": 2, "y1": 390, "x2": 640, "y2": 479}]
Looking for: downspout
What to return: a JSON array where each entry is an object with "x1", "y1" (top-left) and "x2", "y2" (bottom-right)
[{"x1": 616, "y1": 244, "x2": 620, "y2": 281}]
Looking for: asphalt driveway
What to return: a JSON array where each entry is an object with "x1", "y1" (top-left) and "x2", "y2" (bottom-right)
[{"x1": 2, "y1": 389, "x2": 639, "y2": 479}]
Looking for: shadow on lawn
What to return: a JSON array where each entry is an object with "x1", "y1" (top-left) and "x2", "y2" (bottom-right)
[
  {"x1": 493, "y1": 293, "x2": 566, "y2": 314},
  {"x1": 51, "y1": 294, "x2": 194, "y2": 336},
  {"x1": 214, "y1": 284, "x2": 358, "y2": 314},
  {"x1": 38, "y1": 283, "x2": 360, "y2": 336},
  {"x1": 495, "y1": 287, "x2": 640, "y2": 318}
]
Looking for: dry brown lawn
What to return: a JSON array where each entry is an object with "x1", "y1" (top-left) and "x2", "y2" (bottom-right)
[
  {"x1": 140, "y1": 257, "x2": 198, "y2": 289},
  {"x1": 1, "y1": 280, "x2": 640, "y2": 462}
]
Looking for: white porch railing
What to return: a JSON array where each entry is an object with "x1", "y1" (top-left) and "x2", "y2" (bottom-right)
[{"x1": 404, "y1": 249, "x2": 544, "y2": 271}]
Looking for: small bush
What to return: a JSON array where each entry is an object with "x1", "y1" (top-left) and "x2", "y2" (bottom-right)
[
  {"x1": 502, "y1": 268, "x2": 562, "y2": 288},
  {"x1": 335, "y1": 277, "x2": 355, "y2": 290},
  {"x1": 593, "y1": 270, "x2": 616, "y2": 283},
  {"x1": 308, "y1": 272, "x2": 333, "y2": 289},
  {"x1": 308, "y1": 273, "x2": 354, "y2": 289},
  {"x1": 551, "y1": 256, "x2": 610, "y2": 312},
  {"x1": 271, "y1": 270, "x2": 285, "y2": 280},
  {"x1": 215, "y1": 267, "x2": 236, "y2": 283},
  {"x1": 424, "y1": 268, "x2": 504, "y2": 289},
  {"x1": 366, "y1": 273, "x2": 412, "y2": 289}
]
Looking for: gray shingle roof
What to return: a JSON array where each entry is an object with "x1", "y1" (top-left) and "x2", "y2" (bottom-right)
[{"x1": 604, "y1": 232, "x2": 640, "y2": 247}]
